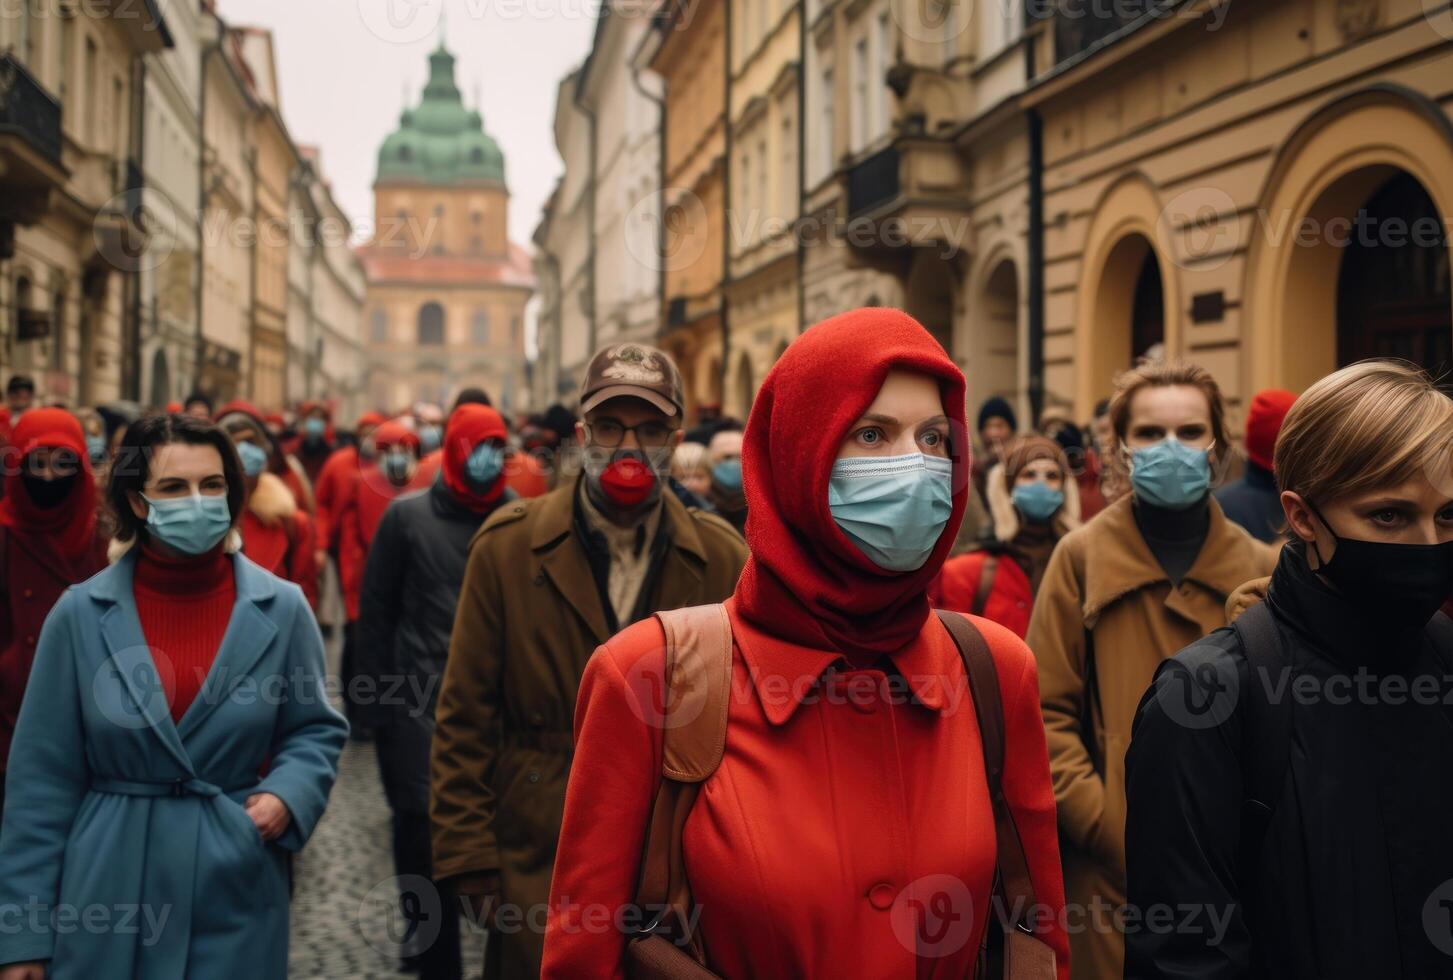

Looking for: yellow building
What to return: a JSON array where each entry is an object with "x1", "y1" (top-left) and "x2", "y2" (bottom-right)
[
  {"x1": 647, "y1": 0, "x2": 729, "y2": 418},
  {"x1": 0, "y1": 1, "x2": 170, "y2": 405},
  {"x1": 724, "y1": 0, "x2": 802, "y2": 418},
  {"x1": 360, "y1": 41, "x2": 533, "y2": 414},
  {"x1": 1029, "y1": 0, "x2": 1453, "y2": 419}
]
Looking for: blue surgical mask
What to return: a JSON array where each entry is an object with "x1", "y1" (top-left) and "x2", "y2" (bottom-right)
[
  {"x1": 1012, "y1": 481, "x2": 1064, "y2": 523},
  {"x1": 86, "y1": 434, "x2": 107, "y2": 464},
  {"x1": 711, "y1": 458, "x2": 743, "y2": 494},
  {"x1": 828, "y1": 452, "x2": 954, "y2": 572},
  {"x1": 418, "y1": 424, "x2": 442, "y2": 454},
  {"x1": 303, "y1": 417, "x2": 327, "y2": 441},
  {"x1": 1130, "y1": 438, "x2": 1212, "y2": 510},
  {"x1": 236, "y1": 440, "x2": 268, "y2": 478},
  {"x1": 464, "y1": 442, "x2": 504, "y2": 489},
  {"x1": 382, "y1": 450, "x2": 412, "y2": 483},
  {"x1": 142, "y1": 492, "x2": 232, "y2": 556}
]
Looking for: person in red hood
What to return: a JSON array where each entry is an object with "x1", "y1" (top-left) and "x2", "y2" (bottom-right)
[
  {"x1": 335, "y1": 419, "x2": 428, "y2": 737},
  {"x1": 215, "y1": 402, "x2": 319, "y2": 610},
  {"x1": 355, "y1": 404, "x2": 516, "y2": 976},
  {"x1": 285, "y1": 401, "x2": 336, "y2": 485},
  {"x1": 542, "y1": 308, "x2": 1069, "y2": 978},
  {"x1": 415, "y1": 393, "x2": 551, "y2": 501},
  {"x1": 0, "y1": 408, "x2": 109, "y2": 816},
  {"x1": 311, "y1": 410, "x2": 386, "y2": 630}
]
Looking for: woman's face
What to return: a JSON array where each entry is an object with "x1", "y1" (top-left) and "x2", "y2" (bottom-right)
[
  {"x1": 1286, "y1": 473, "x2": 1453, "y2": 557},
  {"x1": 1122, "y1": 384, "x2": 1215, "y2": 453},
  {"x1": 127, "y1": 442, "x2": 228, "y2": 521},
  {"x1": 1015, "y1": 457, "x2": 1064, "y2": 491},
  {"x1": 679, "y1": 467, "x2": 712, "y2": 497},
  {"x1": 838, "y1": 370, "x2": 950, "y2": 461}
]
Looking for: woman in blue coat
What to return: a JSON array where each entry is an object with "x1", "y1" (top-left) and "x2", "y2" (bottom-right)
[{"x1": 0, "y1": 413, "x2": 348, "y2": 980}]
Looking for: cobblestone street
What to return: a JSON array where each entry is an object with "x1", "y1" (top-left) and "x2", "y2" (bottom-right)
[{"x1": 287, "y1": 624, "x2": 487, "y2": 979}]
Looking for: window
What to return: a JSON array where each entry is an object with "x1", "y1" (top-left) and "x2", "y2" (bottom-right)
[
  {"x1": 780, "y1": 113, "x2": 795, "y2": 217},
  {"x1": 50, "y1": 282, "x2": 65, "y2": 370},
  {"x1": 852, "y1": 39, "x2": 868, "y2": 152},
  {"x1": 417, "y1": 302, "x2": 445, "y2": 345},
  {"x1": 399, "y1": 145, "x2": 413, "y2": 162},
  {"x1": 471, "y1": 310, "x2": 490, "y2": 346},
  {"x1": 739, "y1": 151, "x2": 751, "y2": 216},
  {"x1": 58, "y1": 13, "x2": 72, "y2": 97},
  {"x1": 875, "y1": 12, "x2": 891, "y2": 137},
  {"x1": 471, "y1": 147, "x2": 484, "y2": 164},
  {"x1": 1003, "y1": 0, "x2": 1021, "y2": 46},
  {"x1": 819, "y1": 66, "x2": 834, "y2": 180},
  {"x1": 83, "y1": 38, "x2": 97, "y2": 145},
  {"x1": 112, "y1": 76, "x2": 124, "y2": 160},
  {"x1": 18, "y1": 0, "x2": 34, "y2": 67},
  {"x1": 757, "y1": 138, "x2": 768, "y2": 222},
  {"x1": 370, "y1": 308, "x2": 388, "y2": 344}
]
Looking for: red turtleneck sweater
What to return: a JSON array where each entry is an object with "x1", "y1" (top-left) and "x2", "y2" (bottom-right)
[{"x1": 133, "y1": 543, "x2": 237, "y2": 724}]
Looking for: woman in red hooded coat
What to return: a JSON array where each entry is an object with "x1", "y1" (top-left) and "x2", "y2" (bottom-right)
[
  {"x1": 542, "y1": 308, "x2": 1068, "y2": 978},
  {"x1": 0, "y1": 408, "x2": 109, "y2": 815}
]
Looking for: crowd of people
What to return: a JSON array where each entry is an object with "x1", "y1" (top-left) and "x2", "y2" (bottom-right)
[{"x1": 0, "y1": 305, "x2": 1449, "y2": 980}]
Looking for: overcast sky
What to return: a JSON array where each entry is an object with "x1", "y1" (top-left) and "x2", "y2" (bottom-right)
[{"x1": 217, "y1": 0, "x2": 597, "y2": 249}]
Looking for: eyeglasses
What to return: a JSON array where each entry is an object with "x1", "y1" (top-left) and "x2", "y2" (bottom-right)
[{"x1": 582, "y1": 419, "x2": 677, "y2": 449}]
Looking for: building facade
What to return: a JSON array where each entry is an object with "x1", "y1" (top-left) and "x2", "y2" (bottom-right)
[
  {"x1": 0, "y1": 0, "x2": 171, "y2": 406},
  {"x1": 724, "y1": 0, "x2": 801, "y2": 419},
  {"x1": 1030, "y1": 0, "x2": 1453, "y2": 423},
  {"x1": 647, "y1": 0, "x2": 730, "y2": 418},
  {"x1": 360, "y1": 41, "x2": 534, "y2": 415}
]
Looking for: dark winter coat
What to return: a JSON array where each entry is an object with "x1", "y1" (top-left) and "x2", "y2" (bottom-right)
[
  {"x1": 1125, "y1": 545, "x2": 1453, "y2": 979},
  {"x1": 356, "y1": 477, "x2": 516, "y2": 816},
  {"x1": 1214, "y1": 463, "x2": 1284, "y2": 543}
]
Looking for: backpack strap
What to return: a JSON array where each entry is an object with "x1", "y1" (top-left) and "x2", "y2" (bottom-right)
[
  {"x1": 936, "y1": 611, "x2": 1037, "y2": 933},
  {"x1": 972, "y1": 554, "x2": 999, "y2": 618},
  {"x1": 1229, "y1": 601, "x2": 1291, "y2": 864},
  {"x1": 630, "y1": 604, "x2": 733, "y2": 963}
]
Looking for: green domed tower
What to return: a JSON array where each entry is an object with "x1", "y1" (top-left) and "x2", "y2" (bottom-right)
[{"x1": 377, "y1": 42, "x2": 506, "y2": 186}]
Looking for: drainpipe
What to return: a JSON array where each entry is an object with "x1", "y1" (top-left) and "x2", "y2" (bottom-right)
[
  {"x1": 196, "y1": 23, "x2": 223, "y2": 398},
  {"x1": 720, "y1": 0, "x2": 732, "y2": 409},
  {"x1": 1025, "y1": 30, "x2": 1045, "y2": 422},
  {"x1": 125, "y1": 58, "x2": 146, "y2": 401},
  {"x1": 796, "y1": 2, "x2": 806, "y2": 335},
  {"x1": 629, "y1": 42, "x2": 665, "y2": 343}
]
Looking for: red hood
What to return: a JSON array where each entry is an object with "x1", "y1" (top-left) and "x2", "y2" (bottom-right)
[
  {"x1": 0, "y1": 407, "x2": 99, "y2": 559},
  {"x1": 734, "y1": 307, "x2": 969, "y2": 659},
  {"x1": 442, "y1": 404, "x2": 509, "y2": 512}
]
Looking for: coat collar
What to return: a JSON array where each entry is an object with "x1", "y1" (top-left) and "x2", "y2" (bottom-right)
[
  {"x1": 529, "y1": 475, "x2": 710, "y2": 647},
  {"x1": 87, "y1": 550, "x2": 279, "y2": 771},
  {"x1": 1080, "y1": 493, "x2": 1263, "y2": 626},
  {"x1": 726, "y1": 598, "x2": 959, "y2": 726}
]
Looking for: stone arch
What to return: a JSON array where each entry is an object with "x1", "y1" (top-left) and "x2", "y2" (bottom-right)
[
  {"x1": 967, "y1": 248, "x2": 1022, "y2": 423},
  {"x1": 1245, "y1": 86, "x2": 1453, "y2": 394},
  {"x1": 1073, "y1": 173, "x2": 1181, "y2": 419}
]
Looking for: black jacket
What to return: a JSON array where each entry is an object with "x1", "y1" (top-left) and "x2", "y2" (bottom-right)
[
  {"x1": 357, "y1": 476, "x2": 516, "y2": 815},
  {"x1": 1125, "y1": 545, "x2": 1453, "y2": 979},
  {"x1": 1214, "y1": 463, "x2": 1282, "y2": 543}
]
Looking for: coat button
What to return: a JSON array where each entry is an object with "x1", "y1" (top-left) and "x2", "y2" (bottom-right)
[
  {"x1": 868, "y1": 882, "x2": 895, "y2": 910},
  {"x1": 22, "y1": 588, "x2": 33, "y2": 599},
  {"x1": 527, "y1": 770, "x2": 541, "y2": 783},
  {"x1": 25, "y1": 635, "x2": 36, "y2": 646}
]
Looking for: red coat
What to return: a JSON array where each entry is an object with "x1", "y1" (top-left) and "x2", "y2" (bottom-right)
[
  {"x1": 933, "y1": 550, "x2": 1035, "y2": 638},
  {"x1": 312, "y1": 446, "x2": 359, "y2": 551},
  {"x1": 335, "y1": 465, "x2": 429, "y2": 621},
  {"x1": 238, "y1": 472, "x2": 319, "y2": 610},
  {"x1": 543, "y1": 599, "x2": 1069, "y2": 978}
]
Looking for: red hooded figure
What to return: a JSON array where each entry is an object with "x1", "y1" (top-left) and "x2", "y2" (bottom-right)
[
  {"x1": 439, "y1": 404, "x2": 509, "y2": 511},
  {"x1": 336, "y1": 420, "x2": 427, "y2": 622},
  {"x1": 313, "y1": 410, "x2": 386, "y2": 553},
  {"x1": 543, "y1": 308, "x2": 1070, "y2": 978},
  {"x1": 0, "y1": 408, "x2": 109, "y2": 776}
]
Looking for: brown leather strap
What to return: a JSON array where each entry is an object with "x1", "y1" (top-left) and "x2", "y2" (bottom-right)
[
  {"x1": 630, "y1": 605, "x2": 734, "y2": 964},
  {"x1": 936, "y1": 610, "x2": 1038, "y2": 935},
  {"x1": 972, "y1": 554, "x2": 999, "y2": 617}
]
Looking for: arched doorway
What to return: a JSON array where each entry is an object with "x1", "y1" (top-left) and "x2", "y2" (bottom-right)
[
  {"x1": 149, "y1": 348, "x2": 171, "y2": 408},
  {"x1": 904, "y1": 252, "x2": 955, "y2": 352},
  {"x1": 1131, "y1": 248, "x2": 1165, "y2": 362},
  {"x1": 969, "y1": 257, "x2": 1022, "y2": 419},
  {"x1": 1336, "y1": 172, "x2": 1451, "y2": 380},
  {"x1": 417, "y1": 302, "x2": 445, "y2": 346},
  {"x1": 1083, "y1": 233, "x2": 1168, "y2": 398}
]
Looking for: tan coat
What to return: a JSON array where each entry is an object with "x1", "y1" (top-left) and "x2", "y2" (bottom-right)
[
  {"x1": 1025, "y1": 495, "x2": 1278, "y2": 980},
  {"x1": 430, "y1": 475, "x2": 747, "y2": 979}
]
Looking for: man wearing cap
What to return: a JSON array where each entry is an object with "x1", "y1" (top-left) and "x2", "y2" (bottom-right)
[{"x1": 430, "y1": 342, "x2": 747, "y2": 979}]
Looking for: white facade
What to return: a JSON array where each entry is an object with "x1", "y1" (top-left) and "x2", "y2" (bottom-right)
[
  {"x1": 549, "y1": 69, "x2": 594, "y2": 396},
  {"x1": 140, "y1": 0, "x2": 203, "y2": 407},
  {"x1": 577, "y1": 6, "x2": 661, "y2": 353}
]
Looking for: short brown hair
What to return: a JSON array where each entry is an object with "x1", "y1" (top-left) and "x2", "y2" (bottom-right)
[
  {"x1": 1107, "y1": 359, "x2": 1232, "y2": 458},
  {"x1": 1275, "y1": 359, "x2": 1453, "y2": 506},
  {"x1": 107, "y1": 413, "x2": 245, "y2": 545}
]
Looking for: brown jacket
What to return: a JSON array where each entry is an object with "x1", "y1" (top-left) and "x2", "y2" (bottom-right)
[
  {"x1": 430, "y1": 475, "x2": 747, "y2": 978},
  {"x1": 1025, "y1": 494, "x2": 1278, "y2": 980}
]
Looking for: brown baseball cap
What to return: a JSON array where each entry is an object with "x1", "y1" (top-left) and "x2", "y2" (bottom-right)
[{"x1": 579, "y1": 342, "x2": 685, "y2": 418}]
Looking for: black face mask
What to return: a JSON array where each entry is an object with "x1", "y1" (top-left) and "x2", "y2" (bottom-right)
[
  {"x1": 1309, "y1": 502, "x2": 1453, "y2": 627},
  {"x1": 22, "y1": 472, "x2": 79, "y2": 510}
]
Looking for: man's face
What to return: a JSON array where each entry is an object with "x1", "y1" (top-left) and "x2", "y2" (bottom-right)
[
  {"x1": 576, "y1": 397, "x2": 682, "y2": 457},
  {"x1": 7, "y1": 388, "x2": 33, "y2": 414},
  {"x1": 980, "y1": 417, "x2": 1013, "y2": 450},
  {"x1": 707, "y1": 430, "x2": 744, "y2": 466},
  {"x1": 184, "y1": 401, "x2": 210, "y2": 419}
]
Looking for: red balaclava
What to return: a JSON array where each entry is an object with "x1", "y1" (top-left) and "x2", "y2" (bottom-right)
[
  {"x1": 442, "y1": 404, "x2": 509, "y2": 512},
  {"x1": 0, "y1": 408, "x2": 99, "y2": 568},
  {"x1": 1244, "y1": 388, "x2": 1297, "y2": 472},
  {"x1": 735, "y1": 307, "x2": 970, "y2": 659}
]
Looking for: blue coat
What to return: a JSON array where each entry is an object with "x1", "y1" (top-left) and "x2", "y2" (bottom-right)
[{"x1": 0, "y1": 551, "x2": 348, "y2": 978}]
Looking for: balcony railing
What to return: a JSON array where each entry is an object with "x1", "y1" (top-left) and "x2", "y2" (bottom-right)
[
  {"x1": 0, "y1": 52, "x2": 63, "y2": 165},
  {"x1": 846, "y1": 146, "x2": 900, "y2": 219}
]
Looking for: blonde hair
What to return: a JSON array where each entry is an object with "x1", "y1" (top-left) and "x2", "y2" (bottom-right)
[
  {"x1": 671, "y1": 442, "x2": 710, "y2": 479},
  {"x1": 1107, "y1": 359, "x2": 1232, "y2": 455},
  {"x1": 1275, "y1": 360, "x2": 1453, "y2": 505}
]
